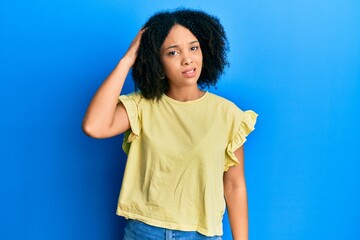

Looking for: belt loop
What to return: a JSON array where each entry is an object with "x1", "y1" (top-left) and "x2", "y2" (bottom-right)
[{"x1": 165, "y1": 229, "x2": 173, "y2": 240}]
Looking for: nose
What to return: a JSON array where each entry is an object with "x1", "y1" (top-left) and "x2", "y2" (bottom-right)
[{"x1": 181, "y1": 52, "x2": 193, "y2": 65}]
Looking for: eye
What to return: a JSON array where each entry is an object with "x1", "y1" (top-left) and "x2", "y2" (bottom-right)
[
  {"x1": 191, "y1": 46, "x2": 199, "y2": 51},
  {"x1": 167, "y1": 51, "x2": 178, "y2": 56}
]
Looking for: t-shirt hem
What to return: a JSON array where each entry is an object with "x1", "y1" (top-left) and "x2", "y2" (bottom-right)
[{"x1": 116, "y1": 209, "x2": 223, "y2": 237}]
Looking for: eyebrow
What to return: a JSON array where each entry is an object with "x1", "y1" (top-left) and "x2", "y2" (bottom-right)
[{"x1": 164, "y1": 40, "x2": 199, "y2": 51}]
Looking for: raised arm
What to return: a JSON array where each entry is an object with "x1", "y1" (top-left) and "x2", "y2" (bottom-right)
[
  {"x1": 82, "y1": 29, "x2": 145, "y2": 138},
  {"x1": 223, "y1": 146, "x2": 249, "y2": 240}
]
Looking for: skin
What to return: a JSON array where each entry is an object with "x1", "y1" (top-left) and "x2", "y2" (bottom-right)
[
  {"x1": 160, "y1": 24, "x2": 204, "y2": 101},
  {"x1": 82, "y1": 25, "x2": 248, "y2": 240},
  {"x1": 224, "y1": 147, "x2": 249, "y2": 240}
]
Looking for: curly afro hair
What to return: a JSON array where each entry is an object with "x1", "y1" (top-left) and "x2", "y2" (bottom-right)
[{"x1": 132, "y1": 9, "x2": 229, "y2": 100}]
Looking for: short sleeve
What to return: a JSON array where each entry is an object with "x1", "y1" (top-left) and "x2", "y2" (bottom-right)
[
  {"x1": 118, "y1": 92, "x2": 142, "y2": 154},
  {"x1": 224, "y1": 110, "x2": 258, "y2": 171}
]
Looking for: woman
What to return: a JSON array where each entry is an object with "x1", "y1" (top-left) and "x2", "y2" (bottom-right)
[{"x1": 83, "y1": 9, "x2": 257, "y2": 240}]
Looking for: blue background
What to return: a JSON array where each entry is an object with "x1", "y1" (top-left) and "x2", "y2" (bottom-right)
[{"x1": 1, "y1": 0, "x2": 359, "y2": 239}]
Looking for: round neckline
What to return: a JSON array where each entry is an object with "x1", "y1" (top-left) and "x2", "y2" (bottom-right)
[{"x1": 162, "y1": 91, "x2": 209, "y2": 105}]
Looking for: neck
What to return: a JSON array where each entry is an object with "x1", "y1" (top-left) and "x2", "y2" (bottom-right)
[{"x1": 166, "y1": 86, "x2": 205, "y2": 102}]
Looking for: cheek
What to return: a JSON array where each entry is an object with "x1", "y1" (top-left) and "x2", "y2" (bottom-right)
[
  {"x1": 197, "y1": 55, "x2": 203, "y2": 68},
  {"x1": 196, "y1": 50, "x2": 203, "y2": 65},
  {"x1": 162, "y1": 62, "x2": 172, "y2": 74},
  {"x1": 162, "y1": 59, "x2": 178, "y2": 75},
  {"x1": 160, "y1": 58, "x2": 170, "y2": 73}
]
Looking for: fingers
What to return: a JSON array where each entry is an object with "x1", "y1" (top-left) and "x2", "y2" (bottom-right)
[
  {"x1": 134, "y1": 28, "x2": 147, "y2": 44},
  {"x1": 130, "y1": 28, "x2": 147, "y2": 52},
  {"x1": 122, "y1": 28, "x2": 147, "y2": 65}
]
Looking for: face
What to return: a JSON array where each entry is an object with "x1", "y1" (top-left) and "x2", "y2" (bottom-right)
[{"x1": 160, "y1": 24, "x2": 203, "y2": 89}]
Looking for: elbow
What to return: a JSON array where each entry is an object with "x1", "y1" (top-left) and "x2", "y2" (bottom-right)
[
  {"x1": 82, "y1": 121, "x2": 95, "y2": 138},
  {"x1": 82, "y1": 120, "x2": 104, "y2": 139},
  {"x1": 224, "y1": 181, "x2": 247, "y2": 197}
]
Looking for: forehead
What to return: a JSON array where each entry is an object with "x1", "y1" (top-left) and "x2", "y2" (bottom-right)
[{"x1": 162, "y1": 24, "x2": 198, "y2": 47}]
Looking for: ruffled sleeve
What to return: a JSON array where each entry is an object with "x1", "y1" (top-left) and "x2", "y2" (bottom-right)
[
  {"x1": 224, "y1": 110, "x2": 258, "y2": 171},
  {"x1": 118, "y1": 93, "x2": 142, "y2": 154}
]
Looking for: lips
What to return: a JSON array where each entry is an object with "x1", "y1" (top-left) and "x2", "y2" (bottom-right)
[{"x1": 182, "y1": 68, "x2": 196, "y2": 77}]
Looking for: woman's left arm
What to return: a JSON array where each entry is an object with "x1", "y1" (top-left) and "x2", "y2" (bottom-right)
[{"x1": 223, "y1": 146, "x2": 248, "y2": 240}]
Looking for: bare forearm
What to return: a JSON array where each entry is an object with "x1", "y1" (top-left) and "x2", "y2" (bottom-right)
[
  {"x1": 82, "y1": 29, "x2": 145, "y2": 137},
  {"x1": 225, "y1": 186, "x2": 248, "y2": 240},
  {"x1": 82, "y1": 59, "x2": 131, "y2": 133}
]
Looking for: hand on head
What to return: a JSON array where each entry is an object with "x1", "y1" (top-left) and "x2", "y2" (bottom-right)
[{"x1": 123, "y1": 28, "x2": 147, "y2": 67}]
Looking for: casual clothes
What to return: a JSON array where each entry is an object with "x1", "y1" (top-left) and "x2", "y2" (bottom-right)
[
  {"x1": 117, "y1": 91, "x2": 257, "y2": 237},
  {"x1": 123, "y1": 219, "x2": 222, "y2": 240}
]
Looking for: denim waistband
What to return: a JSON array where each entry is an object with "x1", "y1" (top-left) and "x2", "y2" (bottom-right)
[{"x1": 123, "y1": 219, "x2": 222, "y2": 240}]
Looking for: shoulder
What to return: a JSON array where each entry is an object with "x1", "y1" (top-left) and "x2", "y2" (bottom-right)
[
  {"x1": 208, "y1": 93, "x2": 258, "y2": 136},
  {"x1": 119, "y1": 91, "x2": 152, "y2": 105},
  {"x1": 121, "y1": 91, "x2": 143, "y2": 101},
  {"x1": 207, "y1": 92, "x2": 241, "y2": 113},
  {"x1": 207, "y1": 92, "x2": 258, "y2": 125}
]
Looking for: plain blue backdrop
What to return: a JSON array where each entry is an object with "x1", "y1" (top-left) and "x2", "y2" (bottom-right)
[{"x1": 1, "y1": 0, "x2": 359, "y2": 239}]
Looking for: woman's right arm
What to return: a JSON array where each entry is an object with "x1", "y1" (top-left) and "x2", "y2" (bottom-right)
[{"x1": 82, "y1": 29, "x2": 145, "y2": 138}]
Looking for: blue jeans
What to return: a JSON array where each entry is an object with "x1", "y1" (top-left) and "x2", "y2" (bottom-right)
[{"x1": 123, "y1": 219, "x2": 222, "y2": 240}]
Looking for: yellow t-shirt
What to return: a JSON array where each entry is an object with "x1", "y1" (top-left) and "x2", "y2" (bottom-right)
[{"x1": 116, "y1": 91, "x2": 257, "y2": 237}]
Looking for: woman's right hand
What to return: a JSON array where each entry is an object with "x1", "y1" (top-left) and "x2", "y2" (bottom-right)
[
  {"x1": 122, "y1": 28, "x2": 146, "y2": 67},
  {"x1": 82, "y1": 28, "x2": 146, "y2": 139}
]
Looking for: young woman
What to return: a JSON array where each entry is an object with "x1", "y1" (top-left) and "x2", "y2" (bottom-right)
[{"x1": 83, "y1": 9, "x2": 257, "y2": 240}]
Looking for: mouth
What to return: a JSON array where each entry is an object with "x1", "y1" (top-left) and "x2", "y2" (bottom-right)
[{"x1": 182, "y1": 68, "x2": 196, "y2": 77}]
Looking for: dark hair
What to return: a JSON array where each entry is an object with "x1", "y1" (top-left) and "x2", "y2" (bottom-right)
[{"x1": 132, "y1": 9, "x2": 229, "y2": 100}]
